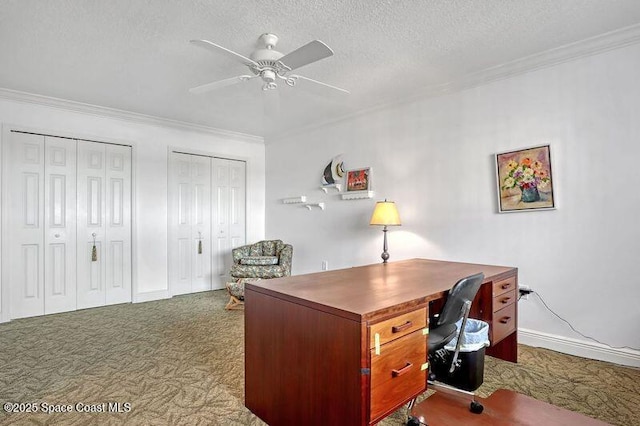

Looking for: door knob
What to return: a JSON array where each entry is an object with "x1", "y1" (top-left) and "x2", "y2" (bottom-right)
[{"x1": 54, "y1": 234, "x2": 60, "y2": 238}]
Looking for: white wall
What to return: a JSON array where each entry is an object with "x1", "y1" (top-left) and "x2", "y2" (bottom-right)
[
  {"x1": 0, "y1": 96, "x2": 265, "y2": 317},
  {"x1": 265, "y1": 43, "x2": 640, "y2": 365}
]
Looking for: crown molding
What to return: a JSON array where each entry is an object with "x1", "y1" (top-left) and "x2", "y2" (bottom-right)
[
  {"x1": 423, "y1": 22, "x2": 640, "y2": 97},
  {"x1": 0, "y1": 87, "x2": 264, "y2": 144},
  {"x1": 269, "y1": 23, "x2": 640, "y2": 142}
]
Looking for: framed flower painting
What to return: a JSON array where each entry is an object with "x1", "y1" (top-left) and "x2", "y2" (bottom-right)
[{"x1": 496, "y1": 144, "x2": 555, "y2": 212}]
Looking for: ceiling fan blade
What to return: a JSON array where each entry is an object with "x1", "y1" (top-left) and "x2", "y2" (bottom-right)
[
  {"x1": 189, "y1": 75, "x2": 256, "y2": 94},
  {"x1": 190, "y1": 39, "x2": 259, "y2": 67},
  {"x1": 293, "y1": 75, "x2": 350, "y2": 95},
  {"x1": 278, "y1": 40, "x2": 334, "y2": 71}
]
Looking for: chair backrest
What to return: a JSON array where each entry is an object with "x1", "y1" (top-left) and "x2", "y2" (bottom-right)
[
  {"x1": 231, "y1": 240, "x2": 293, "y2": 276},
  {"x1": 232, "y1": 240, "x2": 283, "y2": 263},
  {"x1": 437, "y1": 272, "x2": 485, "y2": 326}
]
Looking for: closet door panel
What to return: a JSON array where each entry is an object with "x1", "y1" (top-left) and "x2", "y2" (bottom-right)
[
  {"x1": 228, "y1": 160, "x2": 246, "y2": 254},
  {"x1": 7, "y1": 132, "x2": 45, "y2": 318},
  {"x1": 169, "y1": 153, "x2": 193, "y2": 296},
  {"x1": 177, "y1": 237, "x2": 191, "y2": 280},
  {"x1": 191, "y1": 156, "x2": 211, "y2": 292},
  {"x1": 44, "y1": 136, "x2": 77, "y2": 314},
  {"x1": 77, "y1": 141, "x2": 106, "y2": 309},
  {"x1": 212, "y1": 159, "x2": 230, "y2": 289},
  {"x1": 105, "y1": 144, "x2": 132, "y2": 305},
  {"x1": 212, "y1": 159, "x2": 246, "y2": 289}
]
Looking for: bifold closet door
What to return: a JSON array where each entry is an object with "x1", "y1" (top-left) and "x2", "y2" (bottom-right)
[
  {"x1": 44, "y1": 137, "x2": 77, "y2": 314},
  {"x1": 6, "y1": 133, "x2": 77, "y2": 318},
  {"x1": 168, "y1": 153, "x2": 212, "y2": 296},
  {"x1": 76, "y1": 141, "x2": 132, "y2": 309},
  {"x1": 211, "y1": 158, "x2": 246, "y2": 289}
]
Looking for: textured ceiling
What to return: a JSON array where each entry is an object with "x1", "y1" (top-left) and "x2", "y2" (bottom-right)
[{"x1": 2, "y1": 0, "x2": 640, "y2": 138}]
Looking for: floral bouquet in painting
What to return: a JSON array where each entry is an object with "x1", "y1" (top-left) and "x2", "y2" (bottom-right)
[
  {"x1": 496, "y1": 145, "x2": 555, "y2": 211},
  {"x1": 501, "y1": 157, "x2": 551, "y2": 203}
]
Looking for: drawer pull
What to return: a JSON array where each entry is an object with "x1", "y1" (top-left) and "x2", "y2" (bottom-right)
[
  {"x1": 501, "y1": 282, "x2": 512, "y2": 289},
  {"x1": 391, "y1": 362, "x2": 413, "y2": 377},
  {"x1": 500, "y1": 296, "x2": 511, "y2": 304},
  {"x1": 391, "y1": 321, "x2": 413, "y2": 333},
  {"x1": 499, "y1": 316, "x2": 512, "y2": 324}
]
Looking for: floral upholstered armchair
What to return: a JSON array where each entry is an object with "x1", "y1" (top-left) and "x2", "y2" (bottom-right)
[
  {"x1": 225, "y1": 240, "x2": 293, "y2": 310},
  {"x1": 230, "y1": 240, "x2": 293, "y2": 280}
]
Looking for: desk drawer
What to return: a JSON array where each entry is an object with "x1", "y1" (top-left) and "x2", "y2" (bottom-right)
[
  {"x1": 493, "y1": 288, "x2": 517, "y2": 313},
  {"x1": 492, "y1": 303, "x2": 516, "y2": 344},
  {"x1": 369, "y1": 308, "x2": 427, "y2": 348},
  {"x1": 370, "y1": 329, "x2": 427, "y2": 420},
  {"x1": 493, "y1": 276, "x2": 516, "y2": 298}
]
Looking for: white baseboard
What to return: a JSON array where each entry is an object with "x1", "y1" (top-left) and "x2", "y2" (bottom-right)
[
  {"x1": 519, "y1": 328, "x2": 640, "y2": 368},
  {"x1": 133, "y1": 289, "x2": 170, "y2": 303}
]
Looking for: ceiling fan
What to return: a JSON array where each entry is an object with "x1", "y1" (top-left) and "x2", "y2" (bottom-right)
[{"x1": 189, "y1": 33, "x2": 349, "y2": 95}]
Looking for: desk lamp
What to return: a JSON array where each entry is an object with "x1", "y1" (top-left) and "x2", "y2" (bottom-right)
[{"x1": 369, "y1": 199, "x2": 401, "y2": 263}]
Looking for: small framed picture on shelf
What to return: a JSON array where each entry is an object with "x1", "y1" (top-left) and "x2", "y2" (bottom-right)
[{"x1": 345, "y1": 167, "x2": 371, "y2": 192}]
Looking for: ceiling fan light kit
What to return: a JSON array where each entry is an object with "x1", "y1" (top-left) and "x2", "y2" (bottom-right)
[{"x1": 190, "y1": 33, "x2": 349, "y2": 94}]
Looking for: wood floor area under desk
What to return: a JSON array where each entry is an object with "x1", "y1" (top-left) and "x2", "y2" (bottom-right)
[{"x1": 411, "y1": 388, "x2": 610, "y2": 426}]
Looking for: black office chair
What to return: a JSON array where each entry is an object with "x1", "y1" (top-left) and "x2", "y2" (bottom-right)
[{"x1": 407, "y1": 272, "x2": 485, "y2": 426}]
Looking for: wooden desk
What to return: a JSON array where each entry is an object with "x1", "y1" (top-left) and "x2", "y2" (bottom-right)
[{"x1": 245, "y1": 258, "x2": 518, "y2": 426}]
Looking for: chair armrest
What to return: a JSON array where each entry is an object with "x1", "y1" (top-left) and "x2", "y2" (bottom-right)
[
  {"x1": 278, "y1": 244, "x2": 293, "y2": 276},
  {"x1": 232, "y1": 245, "x2": 251, "y2": 265}
]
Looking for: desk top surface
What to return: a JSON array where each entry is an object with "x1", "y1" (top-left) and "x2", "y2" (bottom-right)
[{"x1": 245, "y1": 258, "x2": 517, "y2": 321}]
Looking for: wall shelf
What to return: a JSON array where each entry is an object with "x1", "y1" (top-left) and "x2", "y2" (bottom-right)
[
  {"x1": 282, "y1": 196, "x2": 307, "y2": 204},
  {"x1": 320, "y1": 184, "x2": 342, "y2": 193},
  {"x1": 304, "y1": 202, "x2": 325, "y2": 210},
  {"x1": 341, "y1": 191, "x2": 374, "y2": 200}
]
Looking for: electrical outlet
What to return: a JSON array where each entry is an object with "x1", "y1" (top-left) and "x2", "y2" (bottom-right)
[
  {"x1": 519, "y1": 284, "x2": 532, "y2": 300},
  {"x1": 321, "y1": 260, "x2": 328, "y2": 271}
]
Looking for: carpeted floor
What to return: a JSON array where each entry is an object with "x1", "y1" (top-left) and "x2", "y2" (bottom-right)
[{"x1": 0, "y1": 290, "x2": 638, "y2": 425}]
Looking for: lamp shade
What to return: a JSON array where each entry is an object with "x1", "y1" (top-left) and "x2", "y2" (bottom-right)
[{"x1": 370, "y1": 200, "x2": 401, "y2": 226}]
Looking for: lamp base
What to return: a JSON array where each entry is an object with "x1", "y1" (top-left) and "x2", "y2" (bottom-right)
[{"x1": 381, "y1": 226, "x2": 389, "y2": 263}]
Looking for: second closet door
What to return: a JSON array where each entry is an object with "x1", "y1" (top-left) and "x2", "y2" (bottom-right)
[
  {"x1": 169, "y1": 153, "x2": 212, "y2": 296},
  {"x1": 168, "y1": 153, "x2": 245, "y2": 295},
  {"x1": 211, "y1": 158, "x2": 246, "y2": 289}
]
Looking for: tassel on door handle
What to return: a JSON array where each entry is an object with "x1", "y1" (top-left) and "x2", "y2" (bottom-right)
[
  {"x1": 91, "y1": 233, "x2": 98, "y2": 262},
  {"x1": 197, "y1": 231, "x2": 203, "y2": 254}
]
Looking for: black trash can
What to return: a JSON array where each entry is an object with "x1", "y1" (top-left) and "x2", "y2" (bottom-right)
[{"x1": 430, "y1": 318, "x2": 489, "y2": 391}]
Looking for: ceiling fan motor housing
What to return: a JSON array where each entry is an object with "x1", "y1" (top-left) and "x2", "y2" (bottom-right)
[
  {"x1": 258, "y1": 33, "x2": 279, "y2": 49},
  {"x1": 261, "y1": 69, "x2": 276, "y2": 83},
  {"x1": 250, "y1": 33, "x2": 285, "y2": 70}
]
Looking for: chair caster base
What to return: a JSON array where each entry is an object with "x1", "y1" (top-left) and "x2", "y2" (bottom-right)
[
  {"x1": 406, "y1": 415, "x2": 422, "y2": 426},
  {"x1": 470, "y1": 400, "x2": 484, "y2": 414}
]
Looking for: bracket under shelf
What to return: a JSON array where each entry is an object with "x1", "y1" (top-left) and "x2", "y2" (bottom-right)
[
  {"x1": 304, "y1": 202, "x2": 325, "y2": 210},
  {"x1": 320, "y1": 184, "x2": 342, "y2": 193}
]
